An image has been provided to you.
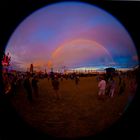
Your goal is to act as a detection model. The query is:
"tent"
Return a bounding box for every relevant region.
[105,67,116,80]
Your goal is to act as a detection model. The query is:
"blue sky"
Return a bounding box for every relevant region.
[5,2,139,71]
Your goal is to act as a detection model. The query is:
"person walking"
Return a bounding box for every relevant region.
[52,75,60,100]
[98,76,106,100]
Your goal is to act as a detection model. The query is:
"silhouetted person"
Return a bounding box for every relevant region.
[118,78,125,95]
[3,73,11,95]
[124,77,137,112]
[52,76,60,100]
[23,75,33,102]
[75,76,80,86]
[32,76,39,97]
[60,75,63,82]
[10,76,17,96]
[118,74,122,86]
[129,77,137,99]
[105,78,111,96]
[108,77,115,98]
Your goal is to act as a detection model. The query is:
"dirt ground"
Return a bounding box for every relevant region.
[10,76,132,139]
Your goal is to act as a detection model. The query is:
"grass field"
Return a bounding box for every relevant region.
[10,76,131,138]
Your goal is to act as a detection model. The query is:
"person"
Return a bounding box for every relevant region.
[60,75,63,82]
[52,76,60,100]
[129,77,137,98]
[75,76,80,86]
[10,75,17,96]
[3,73,11,95]
[118,78,125,95]
[98,76,106,100]
[109,77,115,98]
[96,74,100,82]
[32,75,39,97]
[118,73,122,86]
[124,77,137,112]
[105,78,111,96]
[23,74,33,102]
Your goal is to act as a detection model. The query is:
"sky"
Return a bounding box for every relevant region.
[5,1,139,72]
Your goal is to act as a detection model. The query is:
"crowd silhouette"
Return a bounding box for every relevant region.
[1,66,139,103]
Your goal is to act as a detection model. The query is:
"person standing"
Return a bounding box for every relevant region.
[109,77,115,98]
[75,75,80,86]
[52,76,60,100]
[124,77,137,112]
[23,75,33,102]
[98,76,106,100]
[3,73,11,95]
[128,77,137,99]
[118,78,126,95]
[105,77,111,96]
[32,75,39,98]
[10,75,17,96]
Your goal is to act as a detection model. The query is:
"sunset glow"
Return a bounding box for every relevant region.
[5,2,138,72]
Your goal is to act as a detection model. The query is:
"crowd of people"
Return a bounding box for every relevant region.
[97,71,138,100]
[1,68,138,103]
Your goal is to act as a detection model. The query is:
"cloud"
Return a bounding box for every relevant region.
[5,2,137,71]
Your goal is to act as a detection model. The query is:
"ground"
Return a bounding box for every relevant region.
[10,76,131,139]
